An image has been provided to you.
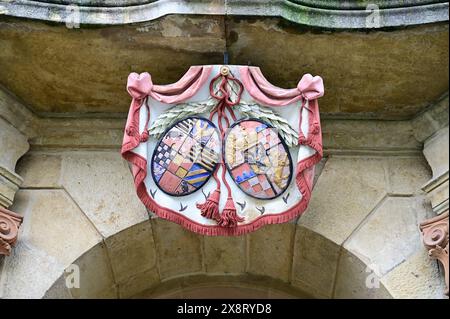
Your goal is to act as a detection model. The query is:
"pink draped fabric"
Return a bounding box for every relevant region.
[122,66,212,153]
[240,66,324,106]
[240,66,325,219]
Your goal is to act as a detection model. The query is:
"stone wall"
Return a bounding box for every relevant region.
[0,17,448,120]
[0,82,448,298]
[0,148,445,298]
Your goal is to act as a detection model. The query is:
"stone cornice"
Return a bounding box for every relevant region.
[27,117,422,156]
[423,171,449,194]
[0,0,448,29]
[0,80,424,154]
[0,207,23,256]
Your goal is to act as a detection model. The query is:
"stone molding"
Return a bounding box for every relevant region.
[28,117,422,156]
[423,172,449,215]
[416,97,449,298]
[0,117,29,208]
[0,166,23,209]
[0,0,448,28]
[0,207,23,256]
[420,211,449,296]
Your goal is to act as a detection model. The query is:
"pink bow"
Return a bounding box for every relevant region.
[297,74,324,100]
[127,72,153,99]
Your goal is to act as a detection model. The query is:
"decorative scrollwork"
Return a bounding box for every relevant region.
[0,207,23,256]
[420,211,449,296]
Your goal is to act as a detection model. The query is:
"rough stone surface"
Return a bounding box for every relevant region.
[344,196,431,276]
[247,223,295,282]
[381,249,447,299]
[0,117,28,207]
[0,17,447,119]
[0,86,37,136]
[61,151,148,237]
[0,241,63,299]
[12,189,102,266]
[151,218,203,279]
[292,225,341,298]
[423,126,449,179]
[118,267,160,298]
[299,157,388,245]
[333,250,392,299]
[105,220,157,283]
[68,243,117,299]
[386,157,431,195]
[0,117,29,174]
[322,120,420,153]
[136,274,310,299]
[16,153,62,188]
[0,15,225,115]
[228,20,448,119]
[203,235,246,274]
[412,95,449,142]
[43,275,73,299]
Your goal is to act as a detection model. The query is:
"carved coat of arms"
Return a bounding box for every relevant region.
[122,65,324,235]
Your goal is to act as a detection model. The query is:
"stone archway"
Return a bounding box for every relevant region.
[1,149,445,299]
[41,219,394,299]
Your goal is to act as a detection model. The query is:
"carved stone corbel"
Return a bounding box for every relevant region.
[0,207,23,256]
[420,211,449,296]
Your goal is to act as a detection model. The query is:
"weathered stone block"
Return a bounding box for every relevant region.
[105,220,157,283]
[16,153,62,188]
[381,249,447,299]
[345,196,431,276]
[10,189,101,266]
[292,225,340,298]
[151,218,202,279]
[386,157,431,195]
[334,250,392,299]
[247,223,295,282]
[68,243,117,299]
[299,157,387,245]
[423,126,449,179]
[203,235,246,274]
[118,267,160,299]
[0,117,28,208]
[43,275,73,299]
[61,151,148,237]
[0,241,63,299]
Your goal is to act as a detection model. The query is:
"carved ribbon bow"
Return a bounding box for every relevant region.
[297,74,325,101]
[127,72,153,100]
[125,72,153,141]
[296,74,325,140]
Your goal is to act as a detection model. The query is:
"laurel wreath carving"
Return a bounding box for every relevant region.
[148,78,299,146]
[238,102,299,147]
[148,98,216,139]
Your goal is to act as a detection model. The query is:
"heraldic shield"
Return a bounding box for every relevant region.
[122,65,324,236]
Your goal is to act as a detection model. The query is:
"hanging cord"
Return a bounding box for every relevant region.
[196,67,244,227]
[297,97,319,144]
[126,97,151,143]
